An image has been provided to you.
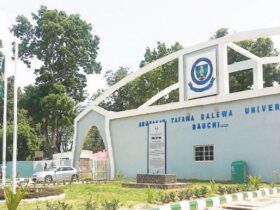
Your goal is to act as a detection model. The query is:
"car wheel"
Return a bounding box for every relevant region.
[71,174,78,181]
[45,175,53,183]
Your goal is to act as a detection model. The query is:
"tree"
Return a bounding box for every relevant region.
[83,126,105,153]
[40,83,75,156]
[137,42,182,105]
[10,6,102,156]
[97,42,183,111]
[210,27,228,39]
[211,28,280,92]
[124,42,182,109]
[20,83,75,157]
[97,67,130,111]
[10,5,101,102]
[0,77,43,161]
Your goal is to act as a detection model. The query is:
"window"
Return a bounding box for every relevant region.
[64,167,73,171]
[59,167,73,171]
[194,145,214,161]
[55,167,64,172]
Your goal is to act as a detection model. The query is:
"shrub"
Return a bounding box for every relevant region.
[169,192,176,202]
[239,184,250,192]
[178,189,192,201]
[234,185,242,193]
[225,186,234,194]
[83,196,97,210]
[248,175,262,190]
[209,180,217,196]
[4,186,25,210]
[157,191,171,204]
[177,191,184,201]
[217,185,226,195]
[146,186,155,203]
[46,201,73,210]
[101,198,120,210]
[193,188,203,198]
[200,186,209,197]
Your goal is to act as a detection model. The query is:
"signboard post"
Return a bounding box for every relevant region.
[147,122,166,174]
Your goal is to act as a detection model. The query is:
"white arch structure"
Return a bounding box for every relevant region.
[72,27,280,179]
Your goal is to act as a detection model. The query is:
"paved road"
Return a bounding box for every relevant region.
[209,194,280,210]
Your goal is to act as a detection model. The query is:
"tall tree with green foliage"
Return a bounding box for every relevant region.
[211,28,280,92]
[10,6,101,156]
[10,5,101,102]
[127,41,182,108]
[97,42,183,111]
[97,67,130,111]
[0,77,43,161]
[20,83,75,156]
[40,83,75,155]
[83,126,105,153]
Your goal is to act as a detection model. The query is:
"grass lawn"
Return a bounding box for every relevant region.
[0,179,272,210]
[0,181,151,210]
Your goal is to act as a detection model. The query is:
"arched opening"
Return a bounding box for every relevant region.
[83,126,105,153]
[78,125,110,180]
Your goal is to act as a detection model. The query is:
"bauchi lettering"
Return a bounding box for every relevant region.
[192,121,220,130]
[245,103,280,114]
[201,110,233,120]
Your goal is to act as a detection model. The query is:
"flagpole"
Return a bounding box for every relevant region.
[12,42,18,194]
[2,52,7,186]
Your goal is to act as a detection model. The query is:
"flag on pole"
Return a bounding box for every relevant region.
[0,56,4,98]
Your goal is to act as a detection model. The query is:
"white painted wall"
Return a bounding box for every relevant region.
[110,93,280,182]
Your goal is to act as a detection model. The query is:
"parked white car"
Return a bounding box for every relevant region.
[31,166,79,183]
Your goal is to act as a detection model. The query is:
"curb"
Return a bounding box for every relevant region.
[149,187,280,210]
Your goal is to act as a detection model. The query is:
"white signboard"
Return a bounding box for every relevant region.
[148,122,166,174]
[185,47,217,99]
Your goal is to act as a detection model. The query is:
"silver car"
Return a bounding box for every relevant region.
[31,166,79,183]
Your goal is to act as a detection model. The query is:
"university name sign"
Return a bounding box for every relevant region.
[138,109,232,129]
[138,101,280,131]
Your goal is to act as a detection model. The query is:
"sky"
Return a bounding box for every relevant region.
[1,0,280,98]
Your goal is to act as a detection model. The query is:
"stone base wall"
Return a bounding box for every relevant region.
[137,174,176,184]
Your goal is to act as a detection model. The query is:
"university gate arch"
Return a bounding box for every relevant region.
[72,27,280,181]
[72,106,115,179]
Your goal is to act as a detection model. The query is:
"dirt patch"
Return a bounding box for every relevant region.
[0,188,64,200]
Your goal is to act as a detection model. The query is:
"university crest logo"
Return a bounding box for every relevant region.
[155,125,159,132]
[188,57,215,92]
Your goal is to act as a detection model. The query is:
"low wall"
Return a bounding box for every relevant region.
[4,160,70,177]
